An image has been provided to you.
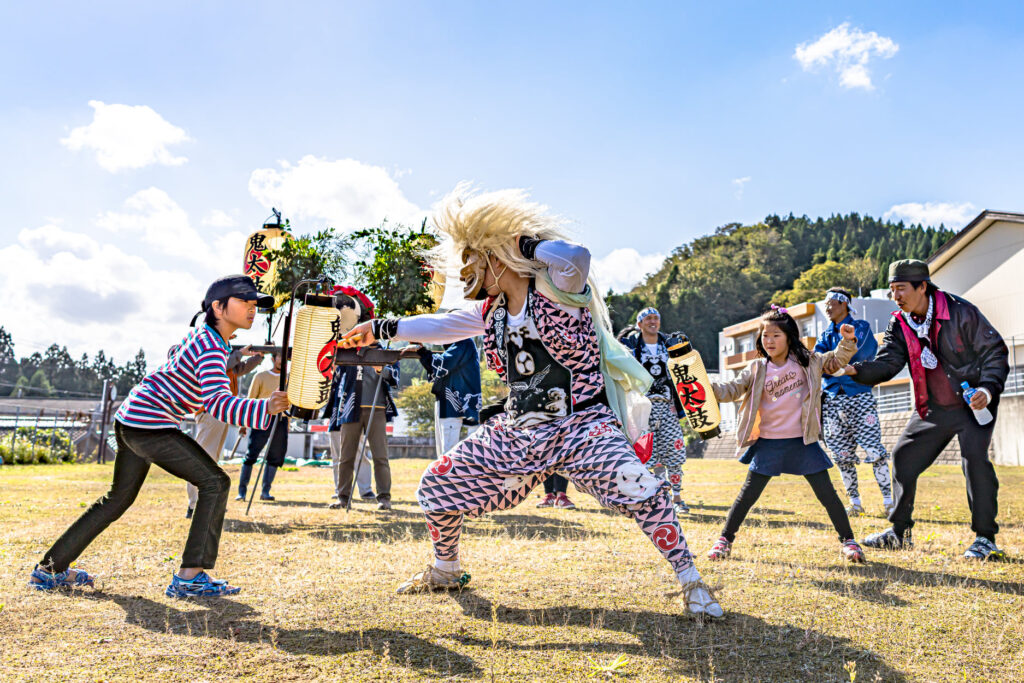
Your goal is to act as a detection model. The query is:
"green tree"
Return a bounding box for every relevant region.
[8,375,29,397]
[0,326,18,388]
[350,220,437,317]
[773,258,878,306]
[28,369,53,397]
[267,227,355,305]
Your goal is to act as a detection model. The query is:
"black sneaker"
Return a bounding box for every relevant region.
[964,536,1005,561]
[260,493,275,501]
[863,527,913,550]
[185,507,194,519]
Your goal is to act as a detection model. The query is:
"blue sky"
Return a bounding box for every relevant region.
[2,2,1023,365]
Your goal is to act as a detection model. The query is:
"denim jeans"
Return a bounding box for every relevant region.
[40,421,231,572]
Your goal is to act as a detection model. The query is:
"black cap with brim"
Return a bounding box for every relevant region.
[888,259,931,284]
[190,274,275,325]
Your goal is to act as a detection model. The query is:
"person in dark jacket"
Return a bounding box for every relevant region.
[814,288,893,517]
[416,336,482,457]
[323,296,400,512]
[840,260,1009,559]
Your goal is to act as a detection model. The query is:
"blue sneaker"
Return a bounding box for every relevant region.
[165,571,241,598]
[964,537,1005,561]
[29,565,95,591]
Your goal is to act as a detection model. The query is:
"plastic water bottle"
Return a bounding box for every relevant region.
[960,382,993,425]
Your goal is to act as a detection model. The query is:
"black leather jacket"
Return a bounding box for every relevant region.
[852,291,1009,409]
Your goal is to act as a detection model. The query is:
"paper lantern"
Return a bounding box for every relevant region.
[287,294,341,419]
[243,227,290,307]
[667,338,722,440]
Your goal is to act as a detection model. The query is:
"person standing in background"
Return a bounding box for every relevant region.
[416,336,482,457]
[236,352,288,502]
[619,308,691,515]
[814,288,894,518]
[324,343,400,511]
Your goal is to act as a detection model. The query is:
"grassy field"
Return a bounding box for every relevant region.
[1,458,1022,682]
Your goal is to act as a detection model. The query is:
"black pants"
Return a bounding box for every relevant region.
[889,405,999,540]
[543,473,568,495]
[721,470,854,543]
[243,417,288,468]
[41,422,231,572]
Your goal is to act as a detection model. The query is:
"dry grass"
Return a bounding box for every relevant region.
[1,458,1022,682]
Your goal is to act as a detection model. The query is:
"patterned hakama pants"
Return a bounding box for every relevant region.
[417,405,695,572]
[822,392,893,502]
[647,395,687,498]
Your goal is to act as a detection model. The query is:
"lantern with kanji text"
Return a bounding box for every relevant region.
[243,226,290,307]
[286,293,341,420]
[667,337,722,440]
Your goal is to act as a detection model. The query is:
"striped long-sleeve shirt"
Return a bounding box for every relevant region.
[115,324,272,430]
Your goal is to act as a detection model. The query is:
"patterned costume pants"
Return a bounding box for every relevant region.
[648,396,687,498]
[822,392,893,502]
[417,405,694,573]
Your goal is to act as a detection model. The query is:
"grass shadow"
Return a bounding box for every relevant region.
[222,509,599,544]
[449,591,907,681]
[82,592,481,676]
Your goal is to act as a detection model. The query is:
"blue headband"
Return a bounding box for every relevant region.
[636,307,659,324]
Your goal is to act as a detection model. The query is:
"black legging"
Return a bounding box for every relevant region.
[543,473,568,495]
[721,470,854,543]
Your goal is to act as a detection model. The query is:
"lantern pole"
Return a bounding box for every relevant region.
[346,344,390,512]
[246,276,327,516]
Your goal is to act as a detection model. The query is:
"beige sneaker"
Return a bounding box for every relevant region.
[396,564,471,594]
[846,503,866,517]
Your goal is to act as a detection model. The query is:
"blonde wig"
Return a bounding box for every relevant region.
[427,183,614,335]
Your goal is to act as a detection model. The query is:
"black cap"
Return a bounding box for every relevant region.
[191,274,275,325]
[888,259,931,284]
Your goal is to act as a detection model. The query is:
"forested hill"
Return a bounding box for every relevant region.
[606,212,956,367]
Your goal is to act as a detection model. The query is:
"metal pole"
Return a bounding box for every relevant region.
[48,411,58,460]
[66,411,74,461]
[97,380,110,464]
[31,409,42,452]
[9,405,20,455]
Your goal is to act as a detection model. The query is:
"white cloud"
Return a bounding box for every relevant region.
[96,188,247,272]
[884,202,977,228]
[732,176,751,200]
[794,23,898,91]
[60,100,190,172]
[591,248,665,294]
[248,155,426,231]
[202,209,238,228]
[0,223,203,367]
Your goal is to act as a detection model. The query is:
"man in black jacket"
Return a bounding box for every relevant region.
[842,260,1009,559]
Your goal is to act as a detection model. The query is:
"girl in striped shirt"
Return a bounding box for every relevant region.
[30,275,290,598]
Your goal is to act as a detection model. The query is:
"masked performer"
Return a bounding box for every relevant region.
[619,308,690,514]
[30,276,289,597]
[341,187,722,617]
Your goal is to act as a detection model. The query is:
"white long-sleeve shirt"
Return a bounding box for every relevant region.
[393,240,591,345]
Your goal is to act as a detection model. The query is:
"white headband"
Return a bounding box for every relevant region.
[826,291,851,304]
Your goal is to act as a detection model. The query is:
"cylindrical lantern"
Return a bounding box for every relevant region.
[667,338,722,440]
[287,293,341,420]
[243,226,291,307]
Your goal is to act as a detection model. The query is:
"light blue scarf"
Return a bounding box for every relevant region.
[538,272,652,426]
